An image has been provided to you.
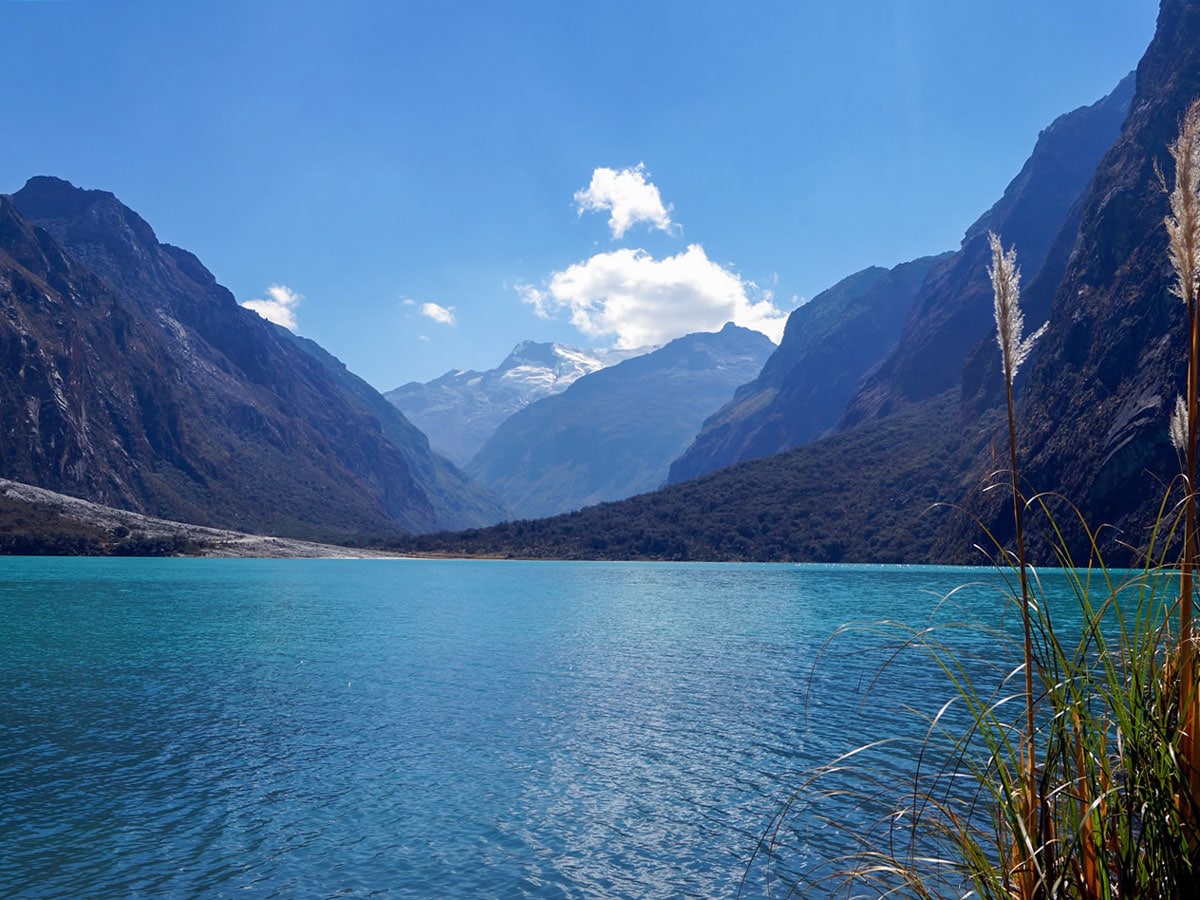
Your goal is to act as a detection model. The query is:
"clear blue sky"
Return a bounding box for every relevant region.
[4,1,1158,389]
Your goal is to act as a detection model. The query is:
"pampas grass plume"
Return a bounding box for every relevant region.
[987,232,1047,380]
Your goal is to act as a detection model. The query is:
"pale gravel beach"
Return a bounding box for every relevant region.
[0,479,399,558]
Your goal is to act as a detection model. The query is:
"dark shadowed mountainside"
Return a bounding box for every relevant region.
[1,177,504,539]
[667,255,945,485]
[840,72,1135,428]
[466,324,775,519]
[397,392,984,562]
[946,0,1200,563]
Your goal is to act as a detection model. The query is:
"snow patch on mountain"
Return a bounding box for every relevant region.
[384,342,649,465]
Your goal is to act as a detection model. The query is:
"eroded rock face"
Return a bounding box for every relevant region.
[1,178,505,540]
[965,0,1200,561]
[840,73,1135,429]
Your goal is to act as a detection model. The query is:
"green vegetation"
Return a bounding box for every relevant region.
[393,389,986,563]
[0,494,203,556]
[753,102,1200,899]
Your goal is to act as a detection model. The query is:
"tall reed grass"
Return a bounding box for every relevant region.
[751,100,1200,898]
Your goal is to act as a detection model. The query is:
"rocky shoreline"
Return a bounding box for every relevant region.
[0,479,397,558]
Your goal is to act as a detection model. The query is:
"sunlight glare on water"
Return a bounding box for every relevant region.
[0,558,1024,898]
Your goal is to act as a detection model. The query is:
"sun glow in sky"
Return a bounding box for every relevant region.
[3,1,1158,389]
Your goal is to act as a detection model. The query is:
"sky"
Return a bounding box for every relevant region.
[4,1,1160,390]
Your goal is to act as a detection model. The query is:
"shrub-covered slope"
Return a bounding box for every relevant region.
[399,392,984,563]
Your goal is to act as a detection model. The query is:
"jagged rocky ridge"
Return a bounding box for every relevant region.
[667,255,945,484]
[663,73,1132,489]
[0,177,505,540]
[841,72,1136,428]
[385,341,646,466]
[466,324,775,519]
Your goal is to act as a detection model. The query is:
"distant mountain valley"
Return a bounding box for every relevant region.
[466,324,775,519]
[3,0,1196,566]
[385,341,647,466]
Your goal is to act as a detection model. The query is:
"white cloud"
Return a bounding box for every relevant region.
[518,244,788,347]
[574,163,674,239]
[241,284,301,331]
[419,301,456,326]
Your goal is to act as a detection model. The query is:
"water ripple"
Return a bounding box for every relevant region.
[0,558,1021,898]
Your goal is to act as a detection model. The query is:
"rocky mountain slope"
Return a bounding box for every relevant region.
[401,0,1198,565]
[840,72,1135,427]
[385,341,645,466]
[1,177,505,540]
[956,0,1200,561]
[667,255,944,484]
[466,324,774,519]
[666,71,1132,490]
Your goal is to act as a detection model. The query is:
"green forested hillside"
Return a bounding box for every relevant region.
[395,392,994,563]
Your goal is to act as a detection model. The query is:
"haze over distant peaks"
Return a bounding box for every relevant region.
[467,323,775,519]
[385,341,647,466]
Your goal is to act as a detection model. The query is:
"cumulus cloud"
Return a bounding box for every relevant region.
[574,163,674,239]
[241,284,301,331]
[419,301,456,326]
[519,244,788,348]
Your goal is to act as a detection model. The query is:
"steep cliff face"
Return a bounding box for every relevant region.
[667,255,944,485]
[467,324,775,519]
[957,0,1200,560]
[840,73,1135,428]
[1,178,505,538]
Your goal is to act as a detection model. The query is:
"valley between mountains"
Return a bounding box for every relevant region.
[3,0,1199,564]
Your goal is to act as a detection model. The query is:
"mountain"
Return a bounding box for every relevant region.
[666,255,945,485]
[667,73,1133,490]
[393,391,976,562]
[466,323,775,519]
[952,0,1200,562]
[840,72,1135,428]
[385,341,645,466]
[399,44,1169,564]
[2,176,505,539]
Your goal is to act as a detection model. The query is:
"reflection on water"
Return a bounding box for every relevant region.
[0,558,1019,898]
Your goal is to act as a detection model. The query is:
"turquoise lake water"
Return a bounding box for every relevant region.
[0,558,1040,898]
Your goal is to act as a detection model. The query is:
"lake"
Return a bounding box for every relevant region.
[0,558,1032,898]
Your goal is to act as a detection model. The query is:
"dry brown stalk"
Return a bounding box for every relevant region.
[988,230,1047,897]
[1165,98,1200,806]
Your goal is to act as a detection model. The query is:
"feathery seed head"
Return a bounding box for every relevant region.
[1171,393,1189,452]
[1166,100,1200,306]
[988,232,1047,382]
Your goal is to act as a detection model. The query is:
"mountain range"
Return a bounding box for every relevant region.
[3,0,1194,564]
[394,0,1195,564]
[385,341,645,466]
[0,177,505,540]
[466,323,775,519]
